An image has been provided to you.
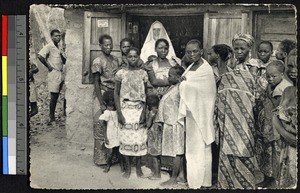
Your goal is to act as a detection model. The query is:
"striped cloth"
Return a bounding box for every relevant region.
[216,69,257,189]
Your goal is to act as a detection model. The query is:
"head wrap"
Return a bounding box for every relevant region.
[232,33,254,48]
[140,21,177,62]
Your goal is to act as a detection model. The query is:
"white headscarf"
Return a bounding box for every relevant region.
[140,21,177,63]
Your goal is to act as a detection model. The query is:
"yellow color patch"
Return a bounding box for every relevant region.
[2,56,8,96]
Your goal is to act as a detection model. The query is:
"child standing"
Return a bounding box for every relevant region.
[146,94,162,180]
[99,91,124,173]
[256,60,292,188]
[114,47,148,178]
[29,62,39,117]
[155,66,186,186]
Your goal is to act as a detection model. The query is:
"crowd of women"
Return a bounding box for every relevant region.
[92,21,297,189]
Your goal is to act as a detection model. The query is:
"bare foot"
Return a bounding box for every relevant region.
[103,166,110,173]
[136,169,147,178]
[176,177,187,184]
[123,171,130,179]
[148,174,161,180]
[160,178,177,186]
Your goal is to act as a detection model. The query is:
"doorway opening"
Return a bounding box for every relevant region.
[127,15,204,59]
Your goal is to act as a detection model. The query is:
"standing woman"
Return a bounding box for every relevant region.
[272,49,297,188]
[232,33,259,75]
[114,47,148,178]
[144,38,180,98]
[215,38,258,189]
[92,34,119,166]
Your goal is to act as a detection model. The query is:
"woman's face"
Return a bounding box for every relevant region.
[207,48,219,65]
[286,55,297,83]
[275,43,286,61]
[127,50,139,67]
[120,41,131,55]
[155,41,169,59]
[153,28,161,40]
[100,38,113,55]
[185,43,202,63]
[233,40,251,62]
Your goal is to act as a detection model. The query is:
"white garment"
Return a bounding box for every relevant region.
[178,58,216,188]
[99,110,120,149]
[140,21,177,63]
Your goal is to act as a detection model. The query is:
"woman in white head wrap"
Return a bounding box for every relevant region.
[140,21,178,63]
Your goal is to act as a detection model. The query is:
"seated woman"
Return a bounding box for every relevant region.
[272,49,297,188]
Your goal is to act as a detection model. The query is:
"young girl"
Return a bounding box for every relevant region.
[156,66,186,186]
[146,94,161,180]
[114,47,148,178]
[99,90,124,173]
[256,60,292,188]
[273,49,297,188]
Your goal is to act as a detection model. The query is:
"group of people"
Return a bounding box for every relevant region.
[34,21,297,189]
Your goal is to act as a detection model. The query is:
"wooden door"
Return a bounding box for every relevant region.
[82,11,126,84]
[253,11,296,59]
[203,12,249,57]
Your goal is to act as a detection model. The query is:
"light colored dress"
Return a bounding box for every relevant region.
[115,68,148,156]
[155,84,184,157]
[99,110,120,149]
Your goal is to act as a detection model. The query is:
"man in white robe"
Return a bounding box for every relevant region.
[178,39,216,189]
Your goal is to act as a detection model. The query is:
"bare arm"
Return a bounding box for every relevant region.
[114,80,125,125]
[37,54,53,71]
[272,115,296,146]
[144,61,170,87]
[93,72,105,110]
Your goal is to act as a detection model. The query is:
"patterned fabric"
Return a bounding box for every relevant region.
[216,69,257,189]
[91,51,119,90]
[218,151,256,189]
[115,69,148,102]
[155,85,184,157]
[99,110,120,149]
[145,58,178,97]
[119,101,148,156]
[234,58,259,72]
[147,124,162,156]
[93,108,107,166]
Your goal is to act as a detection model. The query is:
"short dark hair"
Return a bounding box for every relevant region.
[50,29,60,36]
[127,47,140,55]
[280,39,296,55]
[186,39,203,49]
[258,41,273,51]
[99,34,112,44]
[146,94,160,108]
[120,38,132,46]
[267,60,285,73]
[169,65,185,76]
[212,44,233,61]
[102,90,114,105]
[155,38,169,49]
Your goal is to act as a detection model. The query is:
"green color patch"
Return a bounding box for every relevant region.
[2,96,8,136]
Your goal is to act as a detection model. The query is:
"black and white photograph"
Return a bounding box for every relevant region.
[28,4,297,189]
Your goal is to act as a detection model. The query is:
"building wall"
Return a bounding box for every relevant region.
[64,9,94,147]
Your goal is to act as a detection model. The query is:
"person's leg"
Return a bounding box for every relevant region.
[63,99,66,116]
[103,148,113,173]
[117,147,125,173]
[136,156,145,177]
[161,155,182,186]
[30,102,38,117]
[123,155,131,178]
[177,155,187,183]
[49,92,59,123]
[148,155,161,179]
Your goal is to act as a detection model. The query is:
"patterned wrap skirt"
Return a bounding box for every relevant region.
[119,100,148,156]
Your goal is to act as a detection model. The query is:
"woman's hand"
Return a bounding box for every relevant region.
[117,112,126,125]
[179,76,186,82]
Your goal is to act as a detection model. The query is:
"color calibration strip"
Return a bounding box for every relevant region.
[2,15,27,175]
[2,15,9,174]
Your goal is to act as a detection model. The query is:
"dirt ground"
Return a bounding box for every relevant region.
[29,108,191,190]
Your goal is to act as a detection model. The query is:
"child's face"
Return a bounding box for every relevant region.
[275,44,286,61]
[121,41,131,55]
[257,43,273,63]
[266,66,284,87]
[168,69,180,85]
[286,55,297,83]
[127,50,139,67]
